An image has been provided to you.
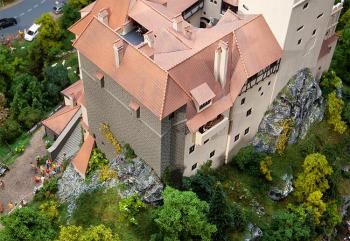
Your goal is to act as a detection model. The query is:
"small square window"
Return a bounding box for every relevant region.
[241,98,246,105]
[303,2,308,9]
[297,25,304,31]
[210,150,215,158]
[246,108,252,117]
[234,134,240,142]
[260,92,264,96]
[191,163,197,170]
[189,145,195,154]
[258,86,262,92]
[204,139,209,144]
[268,81,271,86]
[298,39,302,45]
[317,13,323,19]
[244,128,250,135]
[312,29,317,36]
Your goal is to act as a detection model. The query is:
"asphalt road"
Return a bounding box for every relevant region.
[0,0,55,35]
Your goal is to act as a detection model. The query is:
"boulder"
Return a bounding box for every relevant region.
[244,223,263,241]
[58,154,163,217]
[253,69,325,153]
[268,174,294,201]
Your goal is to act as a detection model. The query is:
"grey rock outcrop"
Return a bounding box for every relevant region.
[244,223,263,241]
[253,69,325,153]
[268,174,294,201]
[58,155,163,216]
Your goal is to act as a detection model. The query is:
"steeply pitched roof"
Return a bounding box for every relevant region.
[71,0,282,126]
[318,34,338,60]
[72,134,95,178]
[69,0,131,35]
[61,79,83,101]
[42,106,80,135]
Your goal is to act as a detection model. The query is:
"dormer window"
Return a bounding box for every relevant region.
[190,83,215,112]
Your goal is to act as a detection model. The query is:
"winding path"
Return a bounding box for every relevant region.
[0,126,46,214]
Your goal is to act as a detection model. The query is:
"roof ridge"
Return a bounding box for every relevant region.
[72,16,96,46]
[61,80,82,94]
[141,0,173,21]
[233,32,249,78]
[45,106,80,121]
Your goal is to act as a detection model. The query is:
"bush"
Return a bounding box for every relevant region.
[343,102,350,124]
[0,118,22,144]
[118,194,146,225]
[99,165,117,182]
[86,149,109,177]
[15,144,25,154]
[39,199,59,221]
[327,91,347,134]
[260,156,273,181]
[123,143,136,160]
[231,145,263,176]
[33,177,59,201]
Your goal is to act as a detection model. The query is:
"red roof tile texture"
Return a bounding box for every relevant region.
[42,106,80,135]
[72,134,95,178]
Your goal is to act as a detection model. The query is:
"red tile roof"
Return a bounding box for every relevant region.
[71,1,282,126]
[61,79,83,101]
[42,106,80,135]
[72,134,95,178]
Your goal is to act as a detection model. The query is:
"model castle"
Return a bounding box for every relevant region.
[42,0,343,177]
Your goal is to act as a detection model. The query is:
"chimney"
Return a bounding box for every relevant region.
[184,25,192,39]
[172,15,183,32]
[214,40,229,87]
[113,40,124,67]
[98,8,109,25]
[144,31,155,48]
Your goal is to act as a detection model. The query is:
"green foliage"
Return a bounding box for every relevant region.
[0,207,57,241]
[87,149,109,176]
[262,208,314,241]
[327,91,347,134]
[321,201,342,234]
[209,184,247,241]
[119,194,146,225]
[68,0,92,9]
[0,118,22,144]
[304,191,326,224]
[231,145,263,176]
[57,224,121,241]
[152,187,217,241]
[14,144,25,153]
[260,156,273,181]
[161,166,184,189]
[99,165,117,182]
[123,143,137,160]
[34,177,59,201]
[321,70,342,96]
[42,64,70,105]
[35,13,62,52]
[343,101,350,124]
[183,171,216,201]
[39,199,60,221]
[294,153,333,202]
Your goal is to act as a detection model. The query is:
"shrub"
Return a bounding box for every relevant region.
[99,165,117,182]
[276,119,293,155]
[33,177,59,201]
[231,145,263,176]
[39,199,59,221]
[260,156,273,181]
[343,102,350,124]
[123,143,136,160]
[118,194,146,225]
[86,149,109,176]
[327,91,347,134]
[15,144,25,154]
[0,118,22,144]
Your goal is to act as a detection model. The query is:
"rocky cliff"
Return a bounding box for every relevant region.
[253,69,325,153]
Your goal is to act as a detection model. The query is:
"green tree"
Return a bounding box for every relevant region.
[68,0,92,9]
[320,70,342,96]
[56,225,121,241]
[0,207,57,241]
[80,225,120,241]
[321,201,342,235]
[119,194,146,225]
[209,185,247,241]
[262,208,314,241]
[60,3,80,30]
[183,171,216,201]
[0,118,22,144]
[153,187,217,241]
[327,91,347,134]
[294,153,333,202]
[35,13,62,52]
[231,145,262,175]
[56,225,83,241]
[304,191,326,224]
[343,102,350,124]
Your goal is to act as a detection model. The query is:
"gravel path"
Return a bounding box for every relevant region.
[0,127,46,214]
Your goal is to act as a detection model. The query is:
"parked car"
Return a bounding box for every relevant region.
[0,163,9,177]
[53,0,65,14]
[0,18,17,29]
[53,4,64,14]
[24,23,41,41]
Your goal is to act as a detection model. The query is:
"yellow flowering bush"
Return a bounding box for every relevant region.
[260,156,273,181]
[100,123,122,153]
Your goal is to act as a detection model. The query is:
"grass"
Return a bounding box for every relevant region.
[70,188,157,240]
[0,133,32,166]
